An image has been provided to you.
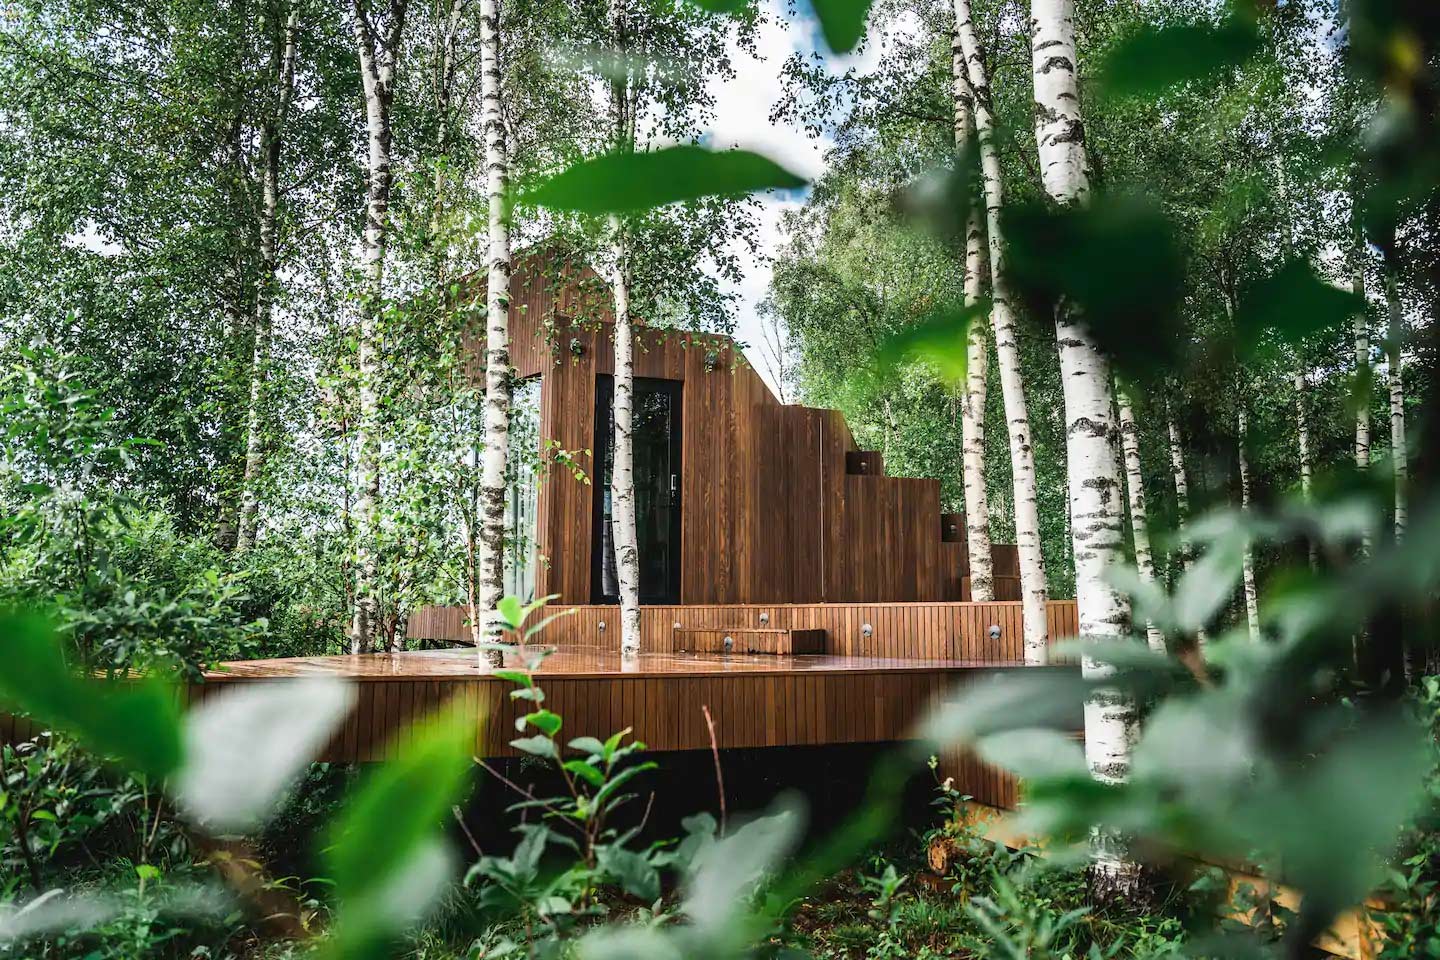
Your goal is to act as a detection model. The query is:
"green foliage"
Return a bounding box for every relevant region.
[0,613,183,779]
[1098,15,1261,100]
[325,702,476,960]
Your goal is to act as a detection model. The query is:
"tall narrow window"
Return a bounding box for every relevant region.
[592,376,682,604]
[504,377,541,599]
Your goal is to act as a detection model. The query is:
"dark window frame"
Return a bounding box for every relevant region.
[590,374,683,605]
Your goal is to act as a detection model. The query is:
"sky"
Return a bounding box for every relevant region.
[699,0,909,396]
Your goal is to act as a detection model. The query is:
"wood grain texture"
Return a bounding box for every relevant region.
[179,645,1061,807]
[484,252,1021,606]
[410,600,1081,661]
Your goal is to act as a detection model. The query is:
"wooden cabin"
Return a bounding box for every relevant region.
[478,248,1021,610]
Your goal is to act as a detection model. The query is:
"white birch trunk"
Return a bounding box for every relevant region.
[1116,382,1162,652]
[1029,0,1138,894]
[1383,264,1407,540]
[350,0,408,655]
[609,223,642,658]
[956,0,1048,662]
[607,0,641,658]
[1165,408,1208,650]
[237,4,300,554]
[1237,406,1260,640]
[1294,364,1319,569]
[1353,238,1371,471]
[950,12,994,602]
[477,0,512,670]
[1294,366,1313,503]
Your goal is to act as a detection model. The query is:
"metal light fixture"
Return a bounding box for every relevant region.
[597,620,606,631]
[861,623,873,639]
[987,624,1001,640]
[759,612,770,624]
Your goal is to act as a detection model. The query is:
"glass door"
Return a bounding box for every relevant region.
[592,376,682,604]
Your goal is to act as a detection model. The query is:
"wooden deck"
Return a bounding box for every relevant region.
[186,645,1056,806]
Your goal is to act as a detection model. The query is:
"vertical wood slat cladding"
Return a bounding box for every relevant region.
[489,253,1018,606]
[160,661,1025,771]
[410,600,1081,660]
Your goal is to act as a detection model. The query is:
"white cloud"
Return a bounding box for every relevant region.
[702,1,925,396]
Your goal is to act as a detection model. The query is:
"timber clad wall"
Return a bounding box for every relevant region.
[408,599,1081,659]
[475,249,1021,606]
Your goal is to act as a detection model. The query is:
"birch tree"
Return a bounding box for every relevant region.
[954,0,1048,662]
[606,0,642,659]
[1383,263,1407,540]
[350,0,410,654]
[1115,381,1162,652]
[1237,405,1261,639]
[949,11,993,603]
[1028,0,1137,894]
[236,3,300,554]
[476,0,513,668]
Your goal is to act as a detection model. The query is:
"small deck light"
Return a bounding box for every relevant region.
[988,624,1001,640]
[861,623,873,639]
[759,611,770,624]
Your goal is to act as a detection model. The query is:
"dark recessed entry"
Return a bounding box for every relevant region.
[592,375,683,604]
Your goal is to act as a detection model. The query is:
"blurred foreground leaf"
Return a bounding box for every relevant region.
[0,611,182,778]
[1004,197,1186,381]
[811,0,871,54]
[1098,17,1260,99]
[521,145,806,214]
[1235,259,1364,357]
[324,700,478,960]
[874,301,986,384]
[176,678,356,831]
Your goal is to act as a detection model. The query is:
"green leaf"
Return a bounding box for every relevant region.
[681,0,752,12]
[1234,259,1364,356]
[524,709,562,737]
[324,701,476,960]
[873,301,984,384]
[1098,18,1260,99]
[176,678,354,831]
[811,0,872,54]
[563,759,606,788]
[568,736,607,757]
[1004,196,1186,382]
[683,802,803,932]
[521,146,806,215]
[511,735,558,759]
[496,596,524,631]
[492,669,533,688]
[0,611,183,779]
[977,728,1087,781]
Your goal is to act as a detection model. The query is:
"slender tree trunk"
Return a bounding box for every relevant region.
[1237,405,1261,640]
[1116,381,1162,652]
[476,0,512,669]
[609,223,642,657]
[1294,364,1318,569]
[430,0,463,276]
[216,111,249,552]
[1294,366,1314,502]
[1383,263,1408,540]
[607,0,641,658]
[1165,405,1206,653]
[350,0,409,655]
[1029,0,1138,896]
[237,4,300,553]
[950,12,993,602]
[955,0,1048,662]
[1353,226,1373,562]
